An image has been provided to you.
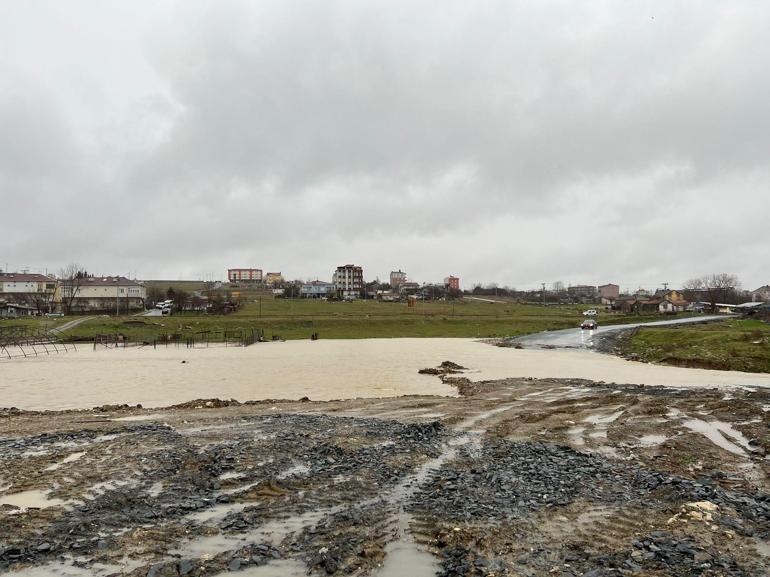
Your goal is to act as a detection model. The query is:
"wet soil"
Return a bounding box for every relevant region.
[2,376,770,576]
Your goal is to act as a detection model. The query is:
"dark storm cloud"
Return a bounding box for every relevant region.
[1,1,769,289]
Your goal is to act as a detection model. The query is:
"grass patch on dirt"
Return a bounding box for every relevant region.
[627,319,770,373]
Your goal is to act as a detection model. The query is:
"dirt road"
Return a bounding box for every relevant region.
[1,373,768,576]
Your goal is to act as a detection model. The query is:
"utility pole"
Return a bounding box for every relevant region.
[542,283,546,306]
[662,282,669,292]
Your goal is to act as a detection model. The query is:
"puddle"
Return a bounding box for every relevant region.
[45,451,86,471]
[3,564,97,577]
[186,502,249,524]
[112,414,168,422]
[682,418,753,457]
[219,471,246,481]
[84,478,135,498]
[637,434,667,447]
[566,426,585,447]
[219,481,262,496]
[373,538,439,577]
[517,386,592,404]
[0,489,67,510]
[147,482,164,497]
[210,559,308,577]
[755,538,770,558]
[582,410,624,425]
[173,508,337,558]
[93,433,121,443]
[458,404,519,430]
[276,464,310,480]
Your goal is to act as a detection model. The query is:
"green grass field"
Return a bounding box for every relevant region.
[626,319,770,373]
[2,298,692,343]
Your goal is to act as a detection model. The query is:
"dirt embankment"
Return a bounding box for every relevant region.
[1,377,769,576]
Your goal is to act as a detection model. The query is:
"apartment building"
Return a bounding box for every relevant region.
[390,270,407,288]
[228,268,263,284]
[333,264,364,299]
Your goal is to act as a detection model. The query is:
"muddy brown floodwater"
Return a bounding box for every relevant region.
[3,339,770,410]
[2,371,770,577]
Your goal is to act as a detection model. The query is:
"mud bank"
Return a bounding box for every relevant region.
[1,377,769,576]
[4,339,770,411]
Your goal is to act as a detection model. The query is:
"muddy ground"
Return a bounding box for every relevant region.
[1,372,770,576]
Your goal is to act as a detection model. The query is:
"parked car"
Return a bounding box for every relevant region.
[581,319,597,330]
[582,309,598,316]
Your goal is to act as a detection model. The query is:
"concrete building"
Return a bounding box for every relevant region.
[300,280,335,299]
[444,276,460,291]
[390,270,407,288]
[58,276,146,313]
[333,264,364,299]
[598,283,620,300]
[264,272,284,286]
[0,272,58,313]
[228,268,263,284]
[568,285,598,302]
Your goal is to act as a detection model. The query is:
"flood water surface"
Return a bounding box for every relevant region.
[3,339,770,410]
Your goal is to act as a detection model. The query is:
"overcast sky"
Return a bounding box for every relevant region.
[1,1,768,291]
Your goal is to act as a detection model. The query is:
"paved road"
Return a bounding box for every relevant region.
[511,315,733,350]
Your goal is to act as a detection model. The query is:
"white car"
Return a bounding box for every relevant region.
[582,309,598,316]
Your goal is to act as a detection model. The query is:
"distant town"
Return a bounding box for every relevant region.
[0,264,768,319]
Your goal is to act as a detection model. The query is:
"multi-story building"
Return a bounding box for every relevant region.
[300,280,335,299]
[390,270,407,288]
[228,268,263,284]
[333,264,364,299]
[0,272,58,313]
[264,272,284,286]
[58,276,146,313]
[444,276,460,291]
[568,285,598,302]
[598,283,620,304]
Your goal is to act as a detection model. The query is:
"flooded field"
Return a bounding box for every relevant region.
[3,339,770,411]
[1,377,769,576]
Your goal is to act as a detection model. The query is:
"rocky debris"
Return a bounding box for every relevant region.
[1,379,769,576]
[138,542,282,577]
[419,360,468,375]
[585,531,754,577]
[292,504,389,574]
[168,398,242,409]
[91,403,143,412]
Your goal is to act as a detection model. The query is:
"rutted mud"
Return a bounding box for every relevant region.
[1,377,770,576]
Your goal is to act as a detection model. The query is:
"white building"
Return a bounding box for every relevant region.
[0,272,58,313]
[59,276,146,313]
[333,264,364,299]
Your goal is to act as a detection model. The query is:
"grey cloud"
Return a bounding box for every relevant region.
[1,1,769,288]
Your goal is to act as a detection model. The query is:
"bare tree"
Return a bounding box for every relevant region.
[58,263,87,314]
[683,273,741,312]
